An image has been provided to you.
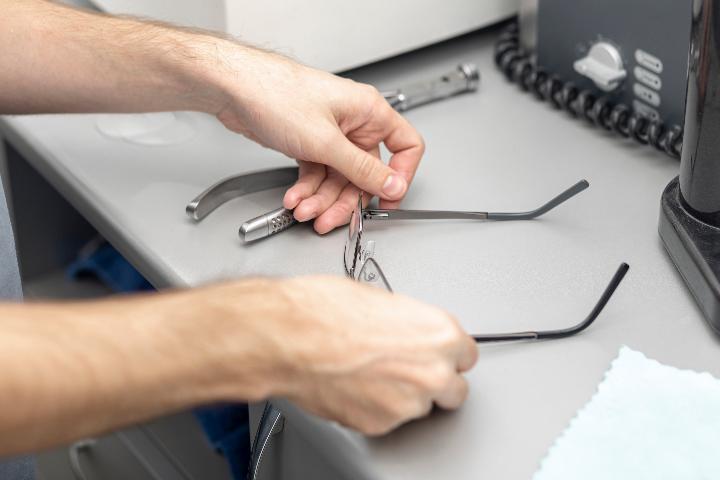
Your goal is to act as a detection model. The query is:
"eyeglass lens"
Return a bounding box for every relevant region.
[344,195,363,278]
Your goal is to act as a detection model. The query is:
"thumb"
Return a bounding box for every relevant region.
[319,134,408,201]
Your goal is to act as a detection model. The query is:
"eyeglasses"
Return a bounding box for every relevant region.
[343,180,629,343]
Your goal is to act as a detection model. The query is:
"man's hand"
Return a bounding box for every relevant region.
[212,49,424,234]
[0,1,424,234]
[184,277,477,436]
[271,277,478,435]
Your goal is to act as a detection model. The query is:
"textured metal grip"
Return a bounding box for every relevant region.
[269,209,297,235]
[240,207,298,242]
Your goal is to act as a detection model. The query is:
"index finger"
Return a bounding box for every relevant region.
[380,110,425,209]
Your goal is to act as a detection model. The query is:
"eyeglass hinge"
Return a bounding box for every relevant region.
[364,211,389,220]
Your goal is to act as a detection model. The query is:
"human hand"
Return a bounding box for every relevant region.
[187,277,476,435]
[268,276,477,435]
[212,47,424,234]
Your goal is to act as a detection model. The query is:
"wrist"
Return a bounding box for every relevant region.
[159,278,299,403]
[190,37,304,118]
[156,29,279,116]
[147,29,233,115]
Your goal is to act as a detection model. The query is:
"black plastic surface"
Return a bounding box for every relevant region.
[537,0,692,126]
[659,177,720,334]
[679,0,720,226]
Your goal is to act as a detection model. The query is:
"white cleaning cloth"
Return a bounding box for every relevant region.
[533,346,720,480]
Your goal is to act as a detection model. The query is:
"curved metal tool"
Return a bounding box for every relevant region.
[186,166,298,222]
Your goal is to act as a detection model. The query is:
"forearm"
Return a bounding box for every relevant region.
[0,279,286,455]
[0,0,237,115]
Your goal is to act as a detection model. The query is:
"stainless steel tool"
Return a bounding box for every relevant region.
[381,63,480,111]
[187,63,480,242]
[239,206,297,242]
[186,166,298,221]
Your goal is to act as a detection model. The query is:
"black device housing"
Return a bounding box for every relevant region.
[535,0,692,126]
[659,0,720,334]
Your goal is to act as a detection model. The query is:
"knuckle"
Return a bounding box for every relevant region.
[384,397,410,422]
[418,373,441,393]
[355,409,394,436]
[363,421,392,437]
[385,393,419,425]
[456,377,470,402]
[432,315,463,346]
[444,317,466,343]
[360,82,381,99]
[416,398,434,417]
[422,366,454,393]
[329,199,354,220]
[373,92,391,112]
[350,152,377,181]
[297,170,324,187]
[445,378,470,410]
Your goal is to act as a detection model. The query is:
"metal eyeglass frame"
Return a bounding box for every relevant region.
[343,180,630,343]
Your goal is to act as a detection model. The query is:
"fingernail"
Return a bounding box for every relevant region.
[382,175,407,199]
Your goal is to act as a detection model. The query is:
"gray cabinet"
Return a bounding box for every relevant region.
[37,413,233,480]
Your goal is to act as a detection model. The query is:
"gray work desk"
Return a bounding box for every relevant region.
[3,24,720,480]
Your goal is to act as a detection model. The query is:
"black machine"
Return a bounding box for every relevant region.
[497,0,720,333]
[659,2,720,334]
[496,0,692,158]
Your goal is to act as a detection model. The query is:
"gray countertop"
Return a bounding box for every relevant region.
[3,24,719,480]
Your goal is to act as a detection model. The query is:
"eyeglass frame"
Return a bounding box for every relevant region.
[343,180,629,343]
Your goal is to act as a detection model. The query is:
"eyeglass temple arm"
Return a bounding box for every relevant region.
[472,262,629,343]
[363,180,589,221]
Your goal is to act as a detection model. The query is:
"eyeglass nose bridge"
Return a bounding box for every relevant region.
[352,240,376,279]
[360,241,375,264]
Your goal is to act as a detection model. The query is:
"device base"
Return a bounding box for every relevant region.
[659,177,720,334]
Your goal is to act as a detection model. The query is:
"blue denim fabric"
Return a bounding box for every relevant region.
[67,242,153,293]
[194,405,251,479]
[0,457,34,480]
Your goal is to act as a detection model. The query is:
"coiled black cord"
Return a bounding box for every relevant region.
[494,23,683,159]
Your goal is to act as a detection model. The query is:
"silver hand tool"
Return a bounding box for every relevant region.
[381,63,480,111]
[188,63,480,242]
[239,207,297,242]
[186,166,298,221]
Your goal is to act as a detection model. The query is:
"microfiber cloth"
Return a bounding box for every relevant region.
[533,346,720,480]
[67,242,250,479]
